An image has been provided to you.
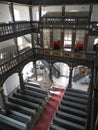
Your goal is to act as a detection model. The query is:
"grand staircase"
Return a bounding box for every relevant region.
[0,84,49,130]
[48,87,89,130]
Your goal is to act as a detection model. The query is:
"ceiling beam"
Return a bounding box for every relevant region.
[1,0,98,5]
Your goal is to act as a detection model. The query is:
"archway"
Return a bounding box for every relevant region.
[22,60,51,90]
[52,62,69,88]
[72,65,91,91]
[22,61,34,82]
[3,73,20,96]
[36,60,52,89]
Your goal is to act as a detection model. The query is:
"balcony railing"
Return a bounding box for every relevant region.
[35,48,96,61]
[0,49,33,76]
[41,16,90,29]
[0,20,98,41]
[0,21,39,42]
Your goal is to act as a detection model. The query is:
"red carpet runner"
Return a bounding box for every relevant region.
[32,88,64,130]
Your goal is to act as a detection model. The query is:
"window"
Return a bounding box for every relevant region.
[43,29,50,48]
[64,30,72,51]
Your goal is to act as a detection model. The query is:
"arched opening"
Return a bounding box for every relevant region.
[22,61,34,82]
[52,62,69,88]
[36,60,51,89]
[72,65,91,91]
[36,60,50,81]
[3,73,20,96]
[22,60,51,90]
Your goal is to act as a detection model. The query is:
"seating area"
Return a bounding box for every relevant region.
[0,0,98,130]
[49,88,89,130]
[0,84,49,130]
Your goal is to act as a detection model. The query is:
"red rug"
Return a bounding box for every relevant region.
[32,88,64,130]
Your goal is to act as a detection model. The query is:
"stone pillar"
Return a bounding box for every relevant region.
[40,28,43,48]
[33,61,37,80]
[61,5,65,51]
[0,87,8,114]
[39,5,41,21]
[83,30,89,52]
[60,26,64,50]
[72,28,76,51]
[50,26,53,49]
[49,63,53,82]
[62,5,65,16]
[68,66,73,88]
[29,5,34,49]
[18,70,25,93]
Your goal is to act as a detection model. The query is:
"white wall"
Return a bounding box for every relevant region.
[60,63,69,77]
[17,34,32,50]
[22,62,33,80]
[3,73,20,96]
[0,4,11,23]
[14,5,30,21]
[91,4,98,21]
[0,39,15,49]
[53,29,61,42]
[42,6,62,16]
[43,29,50,48]
[32,6,39,21]
[65,5,89,12]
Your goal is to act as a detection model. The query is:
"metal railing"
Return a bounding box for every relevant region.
[41,16,90,29]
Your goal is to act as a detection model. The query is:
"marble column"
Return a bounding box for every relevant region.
[68,66,73,88]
